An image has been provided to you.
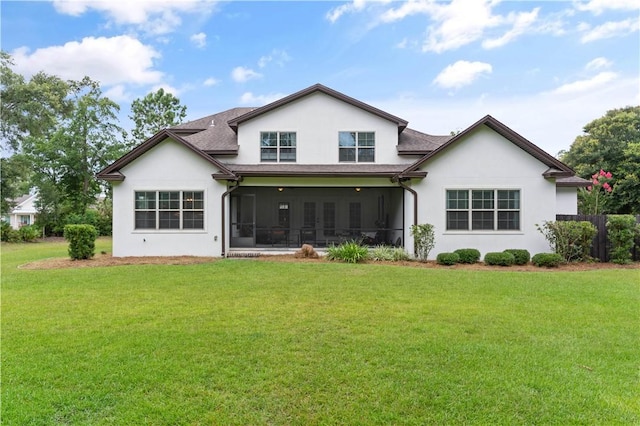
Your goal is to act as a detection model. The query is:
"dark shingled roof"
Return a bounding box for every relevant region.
[171,107,254,154]
[398,128,452,154]
[556,176,591,187]
[225,163,426,178]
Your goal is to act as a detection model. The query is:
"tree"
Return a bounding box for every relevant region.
[1,51,71,152]
[561,106,640,214]
[0,154,32,215]
[129,88,187,142]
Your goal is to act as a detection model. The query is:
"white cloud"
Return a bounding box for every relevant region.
[203,77,220,87]
[10,35,163,86]
[585,57,612,71]
[258,49,291,68]
[231,66,262,83]
[482,8,540,49]
[326,0,367,23]
[239,91,286,106]
[51,0,218,35]
[380,0,435,23]
[433,60,493,90]
[552,71,618,94]
[103,84,131,102]
[574,0,639,15]
[422,0,504,53]
[190,32,207,48]
[580,18,640,42]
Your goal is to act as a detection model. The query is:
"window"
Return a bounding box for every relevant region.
[135,191,204,230]
[19,215,31,226]
[339,131,375,162]
[446,189,520,231]
[261,132,296,162]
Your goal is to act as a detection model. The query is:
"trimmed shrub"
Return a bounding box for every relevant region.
[503,249,530,265]
[436,252,460,266]
[454,248,481,264]
[410,223,435,261]
[532,253,564,268]
[326,240,369,263]
[484,251,515,266]
[536,220,597,262]
[63,224,98,260]
[606,215,637,264]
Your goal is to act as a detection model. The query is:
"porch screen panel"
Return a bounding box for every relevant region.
[349,202,361,232]
[323,202,336,236]
[303,202,316,228]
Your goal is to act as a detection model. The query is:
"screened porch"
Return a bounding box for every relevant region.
[229,186,404,249]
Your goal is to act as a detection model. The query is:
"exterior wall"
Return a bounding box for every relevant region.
[409,126,557,259]
[556,187,578,215]
[231,92,408,165]
[112,138,227,257]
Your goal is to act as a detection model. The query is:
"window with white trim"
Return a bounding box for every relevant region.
[446,189,520,231]
[260,132,296,162]
[339,131,375,162]
[135,191,204,230]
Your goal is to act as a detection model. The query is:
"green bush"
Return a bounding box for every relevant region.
[454,248,481,264]
[66,208,112,236]
[532,253,564,268]
[326,240,369,264]
[484,252,515,266]
[503,249,530,265]
[536,220,597,262]
[606,215,637,264]
[410,223,435,261]
[1,221,21,243]
[436,252,460,266]
[63,224,98,260]
[369,245,410,262]
[19,224,41,242]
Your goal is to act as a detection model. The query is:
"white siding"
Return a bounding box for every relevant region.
[112,138,227,257]
[230,92,408,165]
[408,126,556,259]
[556,187,578,215]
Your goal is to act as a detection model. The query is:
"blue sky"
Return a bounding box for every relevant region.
[2,0,638,156]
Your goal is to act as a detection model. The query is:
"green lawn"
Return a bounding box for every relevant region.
[2,240,639,425]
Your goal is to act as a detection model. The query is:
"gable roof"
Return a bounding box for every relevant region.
[96,129,235,181]
[397,114,575,179]
[227,83,409,133]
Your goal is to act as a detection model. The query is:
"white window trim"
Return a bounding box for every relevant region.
[443,188,524,234]
[132,190,206,233]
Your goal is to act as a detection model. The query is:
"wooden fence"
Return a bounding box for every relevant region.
[556,214,640,262]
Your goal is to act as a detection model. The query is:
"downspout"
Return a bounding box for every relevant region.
[393,177,418,257]
[221,180,240,258]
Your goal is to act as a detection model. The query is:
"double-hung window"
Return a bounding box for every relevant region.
[260,132,296,162]
[339,131,375,162]
[135,191,204,230]
[446,189,520,231]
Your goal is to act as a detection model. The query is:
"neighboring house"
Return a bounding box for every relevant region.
[4,194,37,230]
[98,84,588,259]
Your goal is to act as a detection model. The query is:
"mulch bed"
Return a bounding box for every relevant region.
[19,252,640,271]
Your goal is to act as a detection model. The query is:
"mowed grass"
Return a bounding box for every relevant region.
[2,240,639,425]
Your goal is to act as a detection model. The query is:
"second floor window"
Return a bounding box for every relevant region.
[261,132,296,162]
[339,131,375,162]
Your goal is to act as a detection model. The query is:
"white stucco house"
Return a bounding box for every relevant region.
[4,194,37,230]
[98,84,588,259]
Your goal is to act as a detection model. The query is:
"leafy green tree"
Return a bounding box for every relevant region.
[129,88,187,142]
[561,106,640,214]
[0,154,32,215]
[1,51,71,152]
